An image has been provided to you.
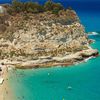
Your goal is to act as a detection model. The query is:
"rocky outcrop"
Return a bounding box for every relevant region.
[0,9,99,68]
[1,48,98,69]
[81,49,99,57]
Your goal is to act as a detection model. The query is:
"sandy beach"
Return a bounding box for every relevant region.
[0,65,14,100]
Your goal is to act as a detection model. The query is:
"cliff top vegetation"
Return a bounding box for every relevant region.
[7,0,72,15]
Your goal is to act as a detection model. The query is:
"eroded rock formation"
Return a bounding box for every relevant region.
[0,6,99,68]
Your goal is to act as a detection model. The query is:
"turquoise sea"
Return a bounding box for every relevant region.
[1,0,100,100]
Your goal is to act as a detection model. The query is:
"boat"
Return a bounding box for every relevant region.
[67,86,72,90]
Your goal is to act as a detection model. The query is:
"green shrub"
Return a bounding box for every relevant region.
[11,0,44,13]
[52,3,63,11]
[44,0,53,11]
[52,3,63,14]
[12,0,24,12]
[23,2,44,13]
[9,0,65,14]
[7,7,14,15]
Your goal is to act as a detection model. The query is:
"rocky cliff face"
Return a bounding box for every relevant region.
[0,9,91,61]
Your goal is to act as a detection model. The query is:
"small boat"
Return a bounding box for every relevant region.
[67,86,72,90]
[62,98,65,100]
[48,73,50,76]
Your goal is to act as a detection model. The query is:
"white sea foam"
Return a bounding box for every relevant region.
[84,57,94,62]
[88,32,99,36]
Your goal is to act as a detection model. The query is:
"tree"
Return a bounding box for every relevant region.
[53,3,63,10]
[52,3,64,14]
[24,2,44,13]
[10,0,64,14]
[12,0,23,12]
[44,0,53,11]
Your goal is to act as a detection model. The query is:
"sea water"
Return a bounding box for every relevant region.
[1,0,100,100]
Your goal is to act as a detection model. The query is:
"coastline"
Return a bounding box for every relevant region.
[0,2,100,100]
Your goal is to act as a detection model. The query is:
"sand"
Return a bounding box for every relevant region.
[0,65,14,100]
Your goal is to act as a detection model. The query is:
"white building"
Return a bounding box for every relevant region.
[0,6,6,15]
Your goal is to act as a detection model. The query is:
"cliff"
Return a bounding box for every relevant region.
[0,7,99,68]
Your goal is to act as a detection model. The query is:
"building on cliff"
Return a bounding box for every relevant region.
[0,6,6,16]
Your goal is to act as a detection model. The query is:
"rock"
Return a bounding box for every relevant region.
[88,39,95,44]
[81,49,99,57]
[0,24,6,33]
[74,56,84,61]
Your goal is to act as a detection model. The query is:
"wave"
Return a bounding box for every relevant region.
[74,56,96,66]
[88,32,99,36]
[84,56,94,62]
